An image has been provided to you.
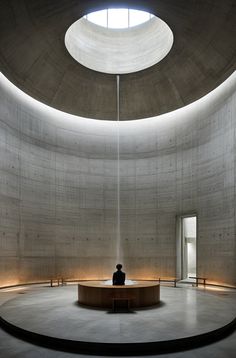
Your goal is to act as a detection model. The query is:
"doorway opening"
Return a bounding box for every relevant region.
[177,215,197,280]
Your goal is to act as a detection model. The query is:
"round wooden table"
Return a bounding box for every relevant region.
[78,281,160,309]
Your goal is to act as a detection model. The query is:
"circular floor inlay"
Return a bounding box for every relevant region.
[1,285,235,344]
[65,15,174,74]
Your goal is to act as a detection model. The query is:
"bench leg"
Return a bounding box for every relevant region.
[112,299,131,312]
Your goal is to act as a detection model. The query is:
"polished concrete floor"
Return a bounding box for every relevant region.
[0,283,235,357]
[1,284,235,343]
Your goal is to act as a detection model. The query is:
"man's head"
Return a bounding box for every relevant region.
[116,264,122,270]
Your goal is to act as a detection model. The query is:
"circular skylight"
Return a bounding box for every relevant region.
[84,9,154,29]
[65,10,174,74]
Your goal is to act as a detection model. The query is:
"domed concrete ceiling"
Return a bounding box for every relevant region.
[0,0,235,120]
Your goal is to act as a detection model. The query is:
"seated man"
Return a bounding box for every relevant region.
[113,264,125,285]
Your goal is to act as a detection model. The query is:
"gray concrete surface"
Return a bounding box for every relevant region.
[65,16,173,74]
[0,0,235,120]
[0,71,236,287]
[1,284,235,343]
[0,285,236,358]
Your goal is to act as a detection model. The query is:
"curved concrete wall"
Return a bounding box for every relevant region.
[0,73,236,287]
[65,17,173,74]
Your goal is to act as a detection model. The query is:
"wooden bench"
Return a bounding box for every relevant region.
[189,276,207,287]
[50,278,66,287]
[158,277,177,287]
[112,297,133,312]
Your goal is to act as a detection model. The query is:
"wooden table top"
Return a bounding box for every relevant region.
[78,280,160,288]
